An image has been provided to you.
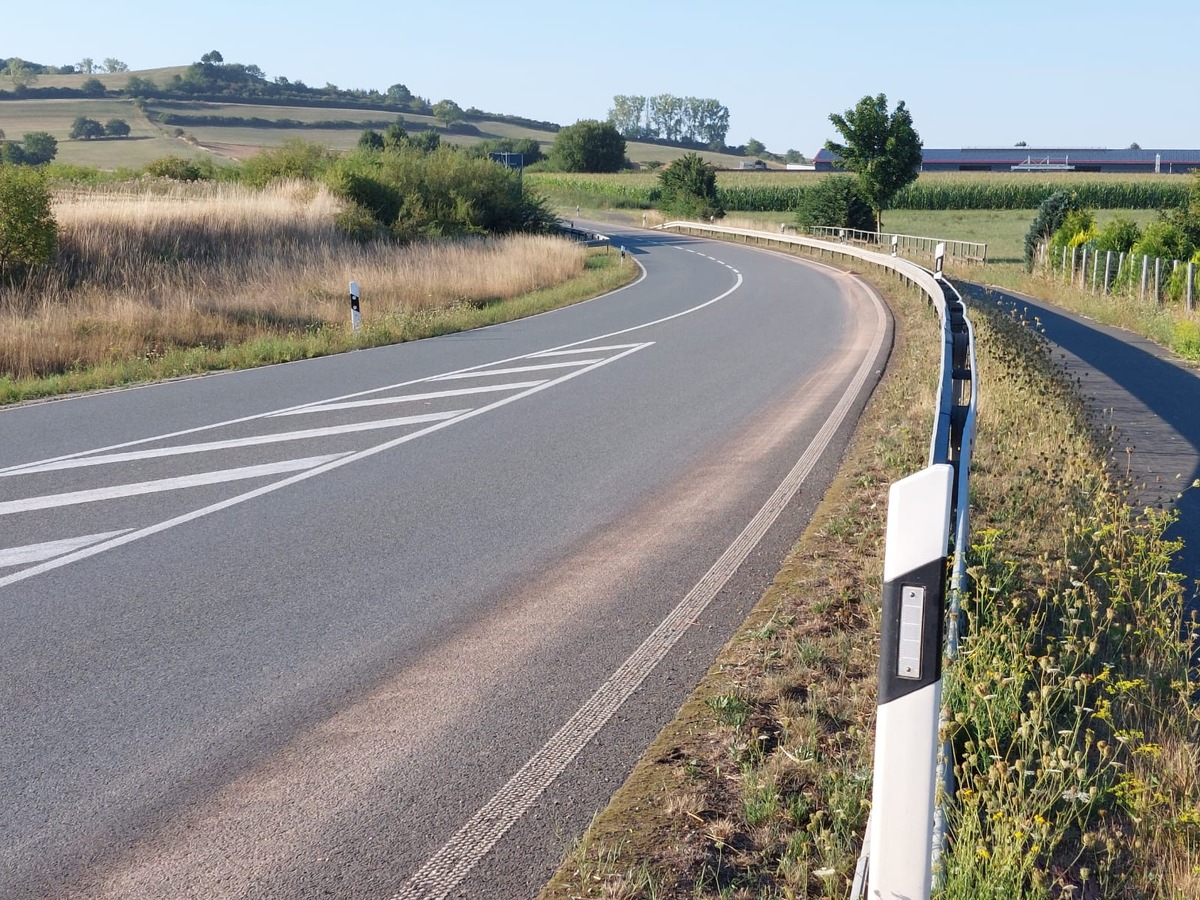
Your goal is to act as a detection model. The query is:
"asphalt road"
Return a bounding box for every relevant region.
[0,225,891,899]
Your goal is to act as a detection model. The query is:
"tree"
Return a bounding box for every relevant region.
[5,58,38,91]
[386,83,412,104]
[658,152,723,220]
[78,57,96,74]
[200,51,224,65]
[1129,142,1142,150]
[607,95,647,139]
[745,137,766,157]
[80,77,106,96]
[103,58,129,73]
[21,132,58,164]
[784,149,808,164]
[794,175,876,232]
[432,99,464,126]
[825,93,922,231]
[648,94,685,142]
[104,119,131,138]
[123,75,157,97]
[0,164,57,282]
[69,116,106,140]
[550,120,626,173]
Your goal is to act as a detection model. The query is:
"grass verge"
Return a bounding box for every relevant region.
[0,246,632,404]
[538,242,1199,898]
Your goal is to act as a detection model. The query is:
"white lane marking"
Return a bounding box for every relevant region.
[428,360,601,381]
[0,531,133,568]
[0,455,348,516]
[0,251,731,479]
[0,347,654,589]
[0,413,469,477]
[528,345,639,357]
[268,384,546,417]
[390,279,890,900]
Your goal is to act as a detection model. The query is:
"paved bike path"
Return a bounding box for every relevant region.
[960,282,1200,613]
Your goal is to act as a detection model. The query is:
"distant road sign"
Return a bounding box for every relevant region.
[489,152,524,169]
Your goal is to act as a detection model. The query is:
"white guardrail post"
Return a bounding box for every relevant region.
[868,465,954,900]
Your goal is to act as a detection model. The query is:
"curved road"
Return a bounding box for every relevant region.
[0,225,890,899]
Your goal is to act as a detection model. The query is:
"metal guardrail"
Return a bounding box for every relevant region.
[807,225,988,267]
[657,222,978,900]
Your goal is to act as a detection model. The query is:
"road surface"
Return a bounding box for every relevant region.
[0,225,890,899]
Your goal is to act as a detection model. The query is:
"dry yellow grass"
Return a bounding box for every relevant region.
[1,181,587,381]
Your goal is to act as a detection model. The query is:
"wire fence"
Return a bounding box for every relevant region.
[1040,241,1198,309]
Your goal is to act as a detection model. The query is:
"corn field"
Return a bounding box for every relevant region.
[528,171,1191,213]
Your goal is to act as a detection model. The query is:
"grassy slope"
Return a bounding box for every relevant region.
[1,68,759,169]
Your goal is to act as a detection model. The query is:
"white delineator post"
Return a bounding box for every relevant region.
[868,464,954,900]
[350,281,362,332]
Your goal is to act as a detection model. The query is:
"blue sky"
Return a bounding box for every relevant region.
[6,0,1198,155]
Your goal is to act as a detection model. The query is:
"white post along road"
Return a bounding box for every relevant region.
[0,225,889,899]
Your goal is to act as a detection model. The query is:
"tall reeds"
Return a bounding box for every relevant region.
[0,181,585,382]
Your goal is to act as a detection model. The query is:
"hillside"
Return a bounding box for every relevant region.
[0,64,760,169]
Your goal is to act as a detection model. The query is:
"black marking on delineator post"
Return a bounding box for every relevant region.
[868,464,953,900]
[350,281,361,333]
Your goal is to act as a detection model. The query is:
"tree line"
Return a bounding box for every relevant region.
[607,95,730,147]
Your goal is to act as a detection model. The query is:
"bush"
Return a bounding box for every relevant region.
[657,152,723,220]
[326,145,556,243]
[143,156,205,181]
[794,175,876,232]
[1132,219,1192,263]
[0,164,57,282]
[1095,216,1141,253]
[1023,190,1080,270]
[1048,208,1095,258]
[238,139,337,187]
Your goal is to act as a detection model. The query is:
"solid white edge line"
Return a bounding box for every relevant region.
[390,274,890,900]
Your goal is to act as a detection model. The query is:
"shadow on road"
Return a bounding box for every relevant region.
[960,281,1200,620]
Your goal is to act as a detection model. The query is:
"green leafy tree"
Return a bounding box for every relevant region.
[409,131,441,154]
[386,83,412,104]
[5,58,38,91]
[550,120,626,173]
[21,132,57,164]
[432,99,464,126]
[794,174,877,232]
[104,119,131,138]
[824,93,922,231]
[80,77,106,96]
[70,116,106,140]
[744,137,766,157]
[123,76,157,98]
[607,95,647,138]
[1132,220,1192,263]
[78,57,96,74]
[0,164,57,282]
[658,152,723,220]
[384,120,409,151]
[238,139,337,188]
[200,51,224,64]
[103,58,128,73]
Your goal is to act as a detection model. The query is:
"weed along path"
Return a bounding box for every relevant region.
[960,282,1200,606]
[0,225,889,900]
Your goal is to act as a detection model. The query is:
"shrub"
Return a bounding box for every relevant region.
[1132,219,1192,263]
[794,174,876,232]
[1048,208,1096,258]
[658,152,723,220]
[143,156,205,181]
[1024,190,1080,270]
[238,139,337,188]
[1095,216,1141,253]
[0,164,57,282]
